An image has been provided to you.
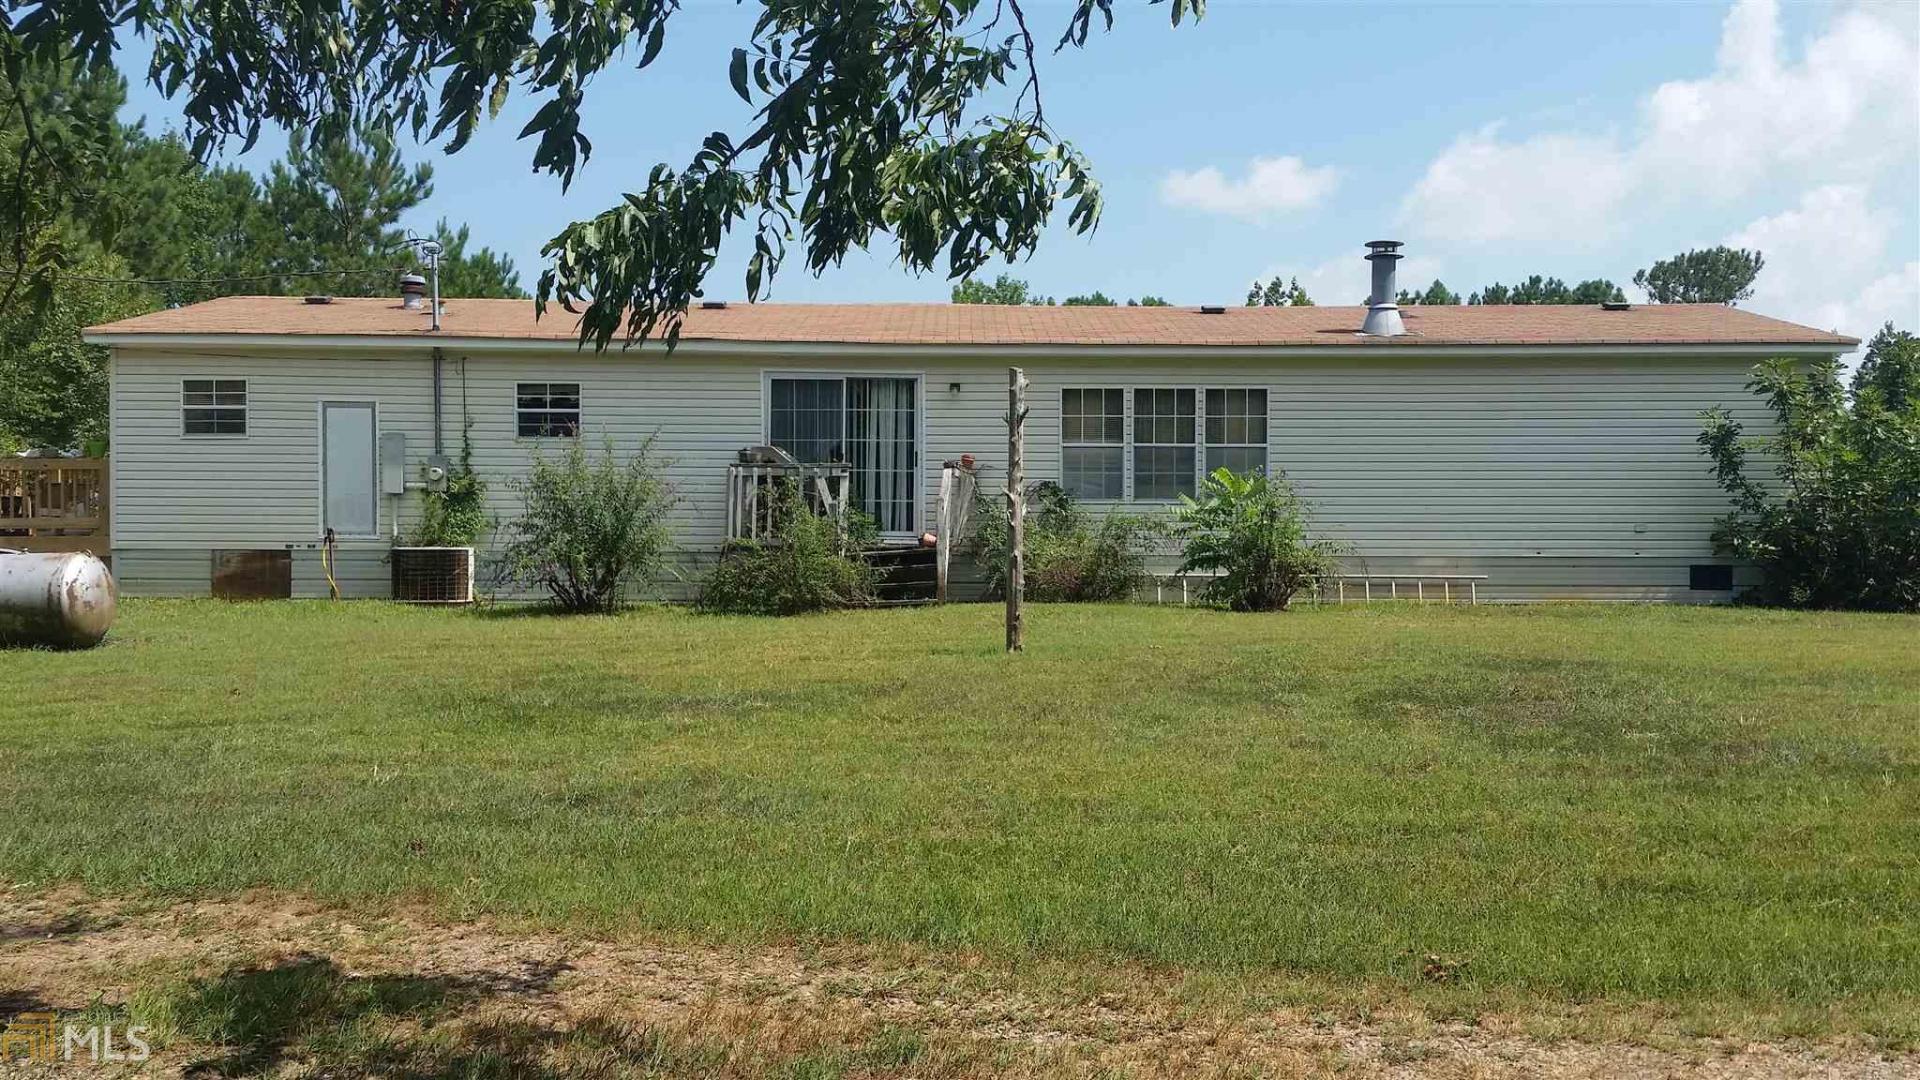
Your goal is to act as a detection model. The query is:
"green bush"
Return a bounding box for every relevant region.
[973,481,1162,602]
[1172,467,1340,611]
[697,482,881,614]
[1697,325,1919,612]
[498,439,676,612]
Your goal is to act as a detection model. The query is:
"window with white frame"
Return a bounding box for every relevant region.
[1132,387,1197,500]
[516,382,581,437]
[1059,388,1125,500]
[182,379,247,435]
[1205,388,1268,475]
[1056,385,1269,500]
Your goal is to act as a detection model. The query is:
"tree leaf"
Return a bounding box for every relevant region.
[640,21,666,68]
[729,47,750,103]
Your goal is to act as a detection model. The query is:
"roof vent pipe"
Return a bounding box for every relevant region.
[401,237,445,331]
[1361,240,1406,337]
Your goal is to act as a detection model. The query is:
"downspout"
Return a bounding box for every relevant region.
[426,238,445,453]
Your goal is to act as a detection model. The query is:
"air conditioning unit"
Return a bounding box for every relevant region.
[390,546,475,604]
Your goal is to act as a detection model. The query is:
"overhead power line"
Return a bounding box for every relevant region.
[0,265,406,287]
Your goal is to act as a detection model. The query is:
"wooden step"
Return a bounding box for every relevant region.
[864,546,938,602]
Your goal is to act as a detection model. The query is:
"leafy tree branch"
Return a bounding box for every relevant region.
[5,0,1205,349]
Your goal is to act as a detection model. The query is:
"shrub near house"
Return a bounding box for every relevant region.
[971,482,1162,603]
[1172,467,1341,611]
[698,483,882,615]
[498,440,676,613]
[1699,324,1920,612]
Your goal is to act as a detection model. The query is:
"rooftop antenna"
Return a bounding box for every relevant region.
[404,236,445,331]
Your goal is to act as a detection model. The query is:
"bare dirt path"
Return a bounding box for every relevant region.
[1,887,1912,1078]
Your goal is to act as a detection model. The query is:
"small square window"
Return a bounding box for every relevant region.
[183,379,246,435]
[516,382,581,438]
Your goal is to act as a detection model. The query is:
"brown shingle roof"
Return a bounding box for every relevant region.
[84,296,1858,349]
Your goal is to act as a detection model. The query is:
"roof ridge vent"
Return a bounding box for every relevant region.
[1602,300,1632,311]
[700,300,728,310]
[1199,305,1226,315]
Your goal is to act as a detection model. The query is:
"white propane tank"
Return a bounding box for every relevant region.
[0,551,118,649]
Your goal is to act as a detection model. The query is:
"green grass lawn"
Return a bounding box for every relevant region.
[2,600,1916,1034]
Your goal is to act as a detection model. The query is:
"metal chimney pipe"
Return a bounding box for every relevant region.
[1361,240,1406,337]
[421,240,443,332]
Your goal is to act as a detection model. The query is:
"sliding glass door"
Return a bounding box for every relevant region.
[844,377,917,535]
[769,376,919,534]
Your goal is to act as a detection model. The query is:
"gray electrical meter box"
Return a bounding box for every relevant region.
[424,453,451,493]
[379,432,407,495]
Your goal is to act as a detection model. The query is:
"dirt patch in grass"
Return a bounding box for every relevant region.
[2,886,1911,1078]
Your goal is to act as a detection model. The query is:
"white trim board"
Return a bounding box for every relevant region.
[83,332,1856,361]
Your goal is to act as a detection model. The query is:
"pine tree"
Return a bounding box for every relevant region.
[1244,276,1312,307]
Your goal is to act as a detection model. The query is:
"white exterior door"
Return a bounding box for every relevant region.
[320,401,378,538]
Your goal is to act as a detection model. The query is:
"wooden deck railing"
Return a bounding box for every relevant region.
[724,462,851,544]
[0,457,110,555]
[934,462,979,602]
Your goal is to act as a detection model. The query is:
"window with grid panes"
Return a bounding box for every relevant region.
[1205,388,1267,475]
[1059,388,1124,499]
[1132,387,1196,499]
[516,383,581,437]
[182,379,247,435]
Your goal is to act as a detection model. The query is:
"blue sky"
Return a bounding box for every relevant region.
[117,0,1918,342]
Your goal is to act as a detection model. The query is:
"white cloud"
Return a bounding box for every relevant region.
[1639,0,1919,199]
[1399,0,1920,246]
[1727,185,1920,341]
[1401,126,1633,247]
[1160,156,1340,221]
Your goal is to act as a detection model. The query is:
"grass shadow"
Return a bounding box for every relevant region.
[0,910,116,941]
[465,602,578,621]
[151,956,480,1077]
[342,1014,932,1080]
[464,600,687,621]
[143,955,936,1079]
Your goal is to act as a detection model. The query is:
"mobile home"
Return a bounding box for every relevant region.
[83,252,1855,602]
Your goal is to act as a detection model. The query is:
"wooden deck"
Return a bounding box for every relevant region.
[0,457,110,555]
[724,461,851,544]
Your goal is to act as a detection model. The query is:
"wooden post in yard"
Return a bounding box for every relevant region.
[1006,367,1028,652]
